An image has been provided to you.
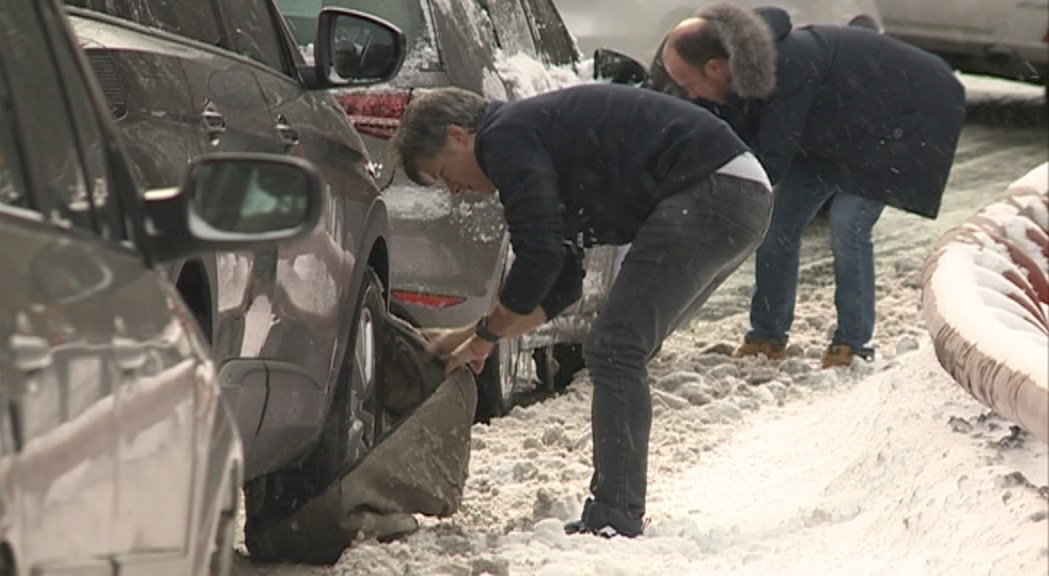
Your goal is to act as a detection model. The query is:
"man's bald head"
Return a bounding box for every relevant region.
[664,16,729,71]
[665,3,778,99]
[659,15,732,102]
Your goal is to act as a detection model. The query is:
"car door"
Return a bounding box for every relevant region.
[64,1,205,195]
[878,0,1000,43]
[213,0,370,471]
[6,4,203,572]
[46,38,197,576]
[163,0,284,157]
[0,4,119,572]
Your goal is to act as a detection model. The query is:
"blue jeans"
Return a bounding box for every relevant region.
[746,162,886,350]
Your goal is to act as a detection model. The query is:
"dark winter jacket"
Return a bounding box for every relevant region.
[475,83,748,317]
[661,6,966,219]
[755,7,965,218]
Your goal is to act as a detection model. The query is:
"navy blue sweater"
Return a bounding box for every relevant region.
[475,83,747,317]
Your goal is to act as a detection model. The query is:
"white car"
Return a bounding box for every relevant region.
[555,0,882,62]
[877,0,1048,85]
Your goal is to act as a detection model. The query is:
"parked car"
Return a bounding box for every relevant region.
[60,0,409,560]
[0,1,327,574]
[876,0,1048,86]
[554,0,883,63]
[276,0,646,421]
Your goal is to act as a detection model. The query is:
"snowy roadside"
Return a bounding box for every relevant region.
[316,258,1047,575]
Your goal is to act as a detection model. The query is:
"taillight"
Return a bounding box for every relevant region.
[391,290,467,309]
[335,91,411,140]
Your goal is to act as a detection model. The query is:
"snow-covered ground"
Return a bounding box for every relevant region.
[233,75,1048,576]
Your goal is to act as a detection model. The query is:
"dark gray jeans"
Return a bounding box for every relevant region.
[584,173,772,520]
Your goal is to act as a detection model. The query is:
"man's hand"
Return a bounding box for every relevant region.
[420,325,474,357]
[445,335,494,376]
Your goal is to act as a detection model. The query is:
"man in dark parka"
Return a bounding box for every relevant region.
[390,83,773,537]
[656,3,966,367]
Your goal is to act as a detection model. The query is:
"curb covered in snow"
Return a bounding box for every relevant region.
[921,162,1049,442]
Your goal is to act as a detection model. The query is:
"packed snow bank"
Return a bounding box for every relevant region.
[296,343,1047,576]
[922,162,1049,442]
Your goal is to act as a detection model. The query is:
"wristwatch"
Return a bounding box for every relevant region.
[474,315,501,343]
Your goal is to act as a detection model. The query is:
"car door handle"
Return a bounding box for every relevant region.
[113,336,147,373]
[11,334,51,373]
[275,114,299,149]
[201,100,226,145]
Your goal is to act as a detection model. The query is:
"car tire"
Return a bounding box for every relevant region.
[207,468,238,576]
[243,269,387,561]
[474,336,521,423]
[0,545,16,576]
[534,342,586,393]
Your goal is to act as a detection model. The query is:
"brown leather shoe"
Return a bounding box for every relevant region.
[733,339,788,360]
[822,342,875,368]
[821,343,855,368]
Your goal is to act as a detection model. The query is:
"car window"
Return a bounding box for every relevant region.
[2,5,94,232]
[277,0,435,66]
[519,0,577,66]
[43,4,125,241]
[221,0,287,70]
[0,74,28,210]
[64,0,222,46]
[479,0,539,57]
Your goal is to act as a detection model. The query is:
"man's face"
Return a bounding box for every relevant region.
[661,44,729,103]
[415,125,496,195]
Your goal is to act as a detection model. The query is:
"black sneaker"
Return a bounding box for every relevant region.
[563,498,643,538]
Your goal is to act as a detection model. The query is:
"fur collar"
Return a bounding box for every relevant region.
[696,3,778,99]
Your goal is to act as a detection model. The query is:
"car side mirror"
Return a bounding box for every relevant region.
[315,8,407,87]
[593,48,649,86]
[143,154,326,263]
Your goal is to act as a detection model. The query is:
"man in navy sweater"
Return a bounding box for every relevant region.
[391,83,772,537]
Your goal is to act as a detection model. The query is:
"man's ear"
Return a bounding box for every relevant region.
[705,58,729,80]
[447,124,470,144]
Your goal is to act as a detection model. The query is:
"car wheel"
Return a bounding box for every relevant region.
[474,336,521,423]
[207,468,238,576]
[0,545,16,576]
[343,269,388,458]
[534,342,586,393]
[243,269,387,561]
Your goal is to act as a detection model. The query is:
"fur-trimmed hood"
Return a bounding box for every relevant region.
[695,3,780,99]
[754,5,793,39]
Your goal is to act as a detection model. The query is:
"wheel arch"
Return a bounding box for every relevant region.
[354,196,391,306]
[0,541,17,575]
[173,256,218,344]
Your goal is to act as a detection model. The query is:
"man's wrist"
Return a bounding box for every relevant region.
[474,315,501,343]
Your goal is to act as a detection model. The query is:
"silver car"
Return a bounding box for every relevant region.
[876,0,1048,85]
[555,0,883,63]
[0,2,327,574]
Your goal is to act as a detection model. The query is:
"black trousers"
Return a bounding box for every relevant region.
[584,173,772,519]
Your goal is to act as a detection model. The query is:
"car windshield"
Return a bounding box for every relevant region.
[277,0,426,48]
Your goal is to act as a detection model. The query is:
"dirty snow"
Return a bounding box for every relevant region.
[232,74,1049,576]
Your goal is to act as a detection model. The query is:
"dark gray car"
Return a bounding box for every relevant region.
[0,1,327,574]
[61,0,411,560]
